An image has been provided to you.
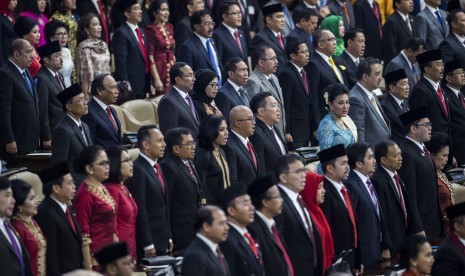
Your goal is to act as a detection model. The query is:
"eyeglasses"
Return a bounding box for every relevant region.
[71,96,89,104]
[191,0,205,5]
[178,141,197,147]
[450,70,465,76]
[54,32,68,37]
[260,57,278,61]
[121,158,133,163]
[266,195,282,200]
[226,11,242,16]
[286,168,306,174]
[182,73,194,79]
[415,122,433,128]
[201,21,215,27]
[320,37,336,43]
[297,50,310,54]
[209,83,219,89]
[95,160,110,167]
[237,117,255,123]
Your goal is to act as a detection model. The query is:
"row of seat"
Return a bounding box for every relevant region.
[112,96,163,133]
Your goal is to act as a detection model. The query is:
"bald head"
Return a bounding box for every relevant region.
[229,105,255,138]
[9,39,34,69]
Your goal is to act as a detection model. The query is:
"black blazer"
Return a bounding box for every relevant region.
[439,32,465,66]
[174,16,193,56]
[34,196,83,276]
[125,155,171,253]
[371,166,423,255]
[0,15,17,66]
[216,81,248,119]
[220,225,264,276]
[182,237,231,276]
[398,139,442,241]
[275,186,319,276]
[82,98,121,149]
[51,115,92,170]
[35,66,65,141]
[158,87,200,136]
[286,26,313,56]
[0,220,32,276]
[432,235,465,275]
[326,0,356,30]
[247,214,289,276]
[224,131,259,187]
[353,0,383,59]
[112,23,150,98]
[160,153,202,252]
[381,92,409,144]
[249,119,287,177]
[335,51,358,90]
[442,85,465,165]
[213,24,248,67]
[382,12,414,64]
[251,27,288,76]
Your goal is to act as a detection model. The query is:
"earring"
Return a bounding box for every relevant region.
[18,207,22,213]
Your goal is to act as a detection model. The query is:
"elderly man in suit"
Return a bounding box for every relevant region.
[160,127,203,252]
[353,0,383,59]
[244,45,286,136]
[384,38,425,93]
[112,0,151,99]
[182,205,231,276]
[335,27,365,90]
[348,58,390,146]
[439,9,465,67]
[35,163,83,276]
[0,39,40,165]
[158,62,199,135]
[82,73,121,149]
[286,6,319,55]
[413,0,449,50]
[52,84,92,170]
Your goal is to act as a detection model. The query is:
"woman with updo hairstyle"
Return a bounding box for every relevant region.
[50,0,79,58]
[74,145,117,271]
[398,235,434,276]
[191,69,222,121]
[19,0,48,47]
[14,16,41,76]
[194,115,232,205]
[10,179,47,276]
[104,146,138,260]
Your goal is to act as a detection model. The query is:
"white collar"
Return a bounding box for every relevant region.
[406,136,425,151]
[126,21,139,32]
[50,196,68,213]
[231,129,248,147]
[316,50,331,63]
[228,221,248,236]
[196,233,218,254]
[344,50,358,63]
[426,4,440,15]
[325,176,344,191]
[9,59,26,74]
[353,169,369,184]
[255,211,274,233]
[66,114,81,126]
[389,92,404,106]
[47,67,58,76]
[93,96,109,111]
[446,85,461,97]
[227,79,242,92]
[357,82,375,98]
[423,76,440,92]
[195,32,209,47]
[278,183,300,201]
[454,32,465,43]
[290,61,303,74]
[139,152,157,167]
[459,236,465,248]
[400,50,413,69]
[173,85,189,98]
[381,165,397,178]
[222,22,238,36]
[396,10,409,21]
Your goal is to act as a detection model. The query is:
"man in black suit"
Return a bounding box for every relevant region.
[336,28,365,90]
[225,106,260,187]
[252,4,288,76]
[397,107,442,241]
[353,0,383,59]
[35,163,83,276]
[249,92,287,176]
[126,125,172,258]
[82,73,121,149]
[0,39,40,165]
[275,154,320,276]
[432,202,465,274]
[213,2,248,67]
[286,6,319,55]
[439,9,465,66]
[442,60,465,165]
[178,10,223,85]
[160,127,203,252]
[326,0,356,30]
[52,84,92,170]
[174,0,205,54]
[35,41,65,149]
[158,62,199,135]
[381,69,410,144]
[318,144,359,272]
[182,205,231,276]
[220,184,264,276]
[308,29,348,124]
[371,140,424,256]
[77,0,110,43]
[382,0,415,64]
[410,50,450,135]
[113,0,151,99]
[248,175,294,276]
[279,39,315,150]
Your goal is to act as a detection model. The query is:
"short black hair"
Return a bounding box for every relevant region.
[190,9,211,31]
[374,140,397,163]
[447,9,465,29]
[251,44,271,68]
[105,146,127,183]
[312,29,326,49]
[357,57,381,81]
[14,16,38,38]
[148,0,168,22]
[75,145,106,174]
[90,73,111,96]
[343,27,363,48]
[292,5,317,23]
[275,154,304,180]
[224,57,245,75]
[398,235,430,269]
[406,38,426,52]
[170,62,189,85]
[194,205,222,231]
[346,142,372,169]
[44,19,69,43]
[219,1,238,20]
[43,175,66,196]
[165,127,192,153]
[250,92,273,114]
[285,39,306,59]
[425,132,450,155]
[198,115,225,150]
[137,124,159,145]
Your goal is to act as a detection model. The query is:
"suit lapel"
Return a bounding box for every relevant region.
[91,100,120,138]
[197,238,228,275]
[229,225,258,262]
[65,116,88,147]
[380,168,406,211]
[265,27,285,54]
[387,93,403,116]
[358,85,389,130]
[225,82,243,106]
[343,52,357,72]
[231,132,256,171]
[289,62,310,98]
[425,8,445,35]
[43,68,63,92]
[443,86,463,112]
[280,189,312,239]
[123,24,145,59]
[350,171,379,218]
[256,70,283,105]
[139,156,167,200]
[325,179,352,220]
[422,78,449,118]
[8,61,38,103]
[221,25,244,58]
[315,53,341,83]
[395,12,412,37]
[192,35,216,70]
[172,89,199,125]
[0,227,17,256]
[47,197,81,240]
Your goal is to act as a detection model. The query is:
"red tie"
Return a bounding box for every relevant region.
[97,0,109,44]
[393,174,408,226]
[66,208,77,233]
[277,33,284,49]
[340,187,357,248]
[423,146,435,168]
[437,87,448,116]
[153,163,166,193]
[234,31,243,53]
[342,3,351,26]
[135,28,150,74]
[301,69,309,94]
[271,225,295,276]
[55,73,64,90]
[106,106,118,132]
[243,232,261,264]
[458,92,465,109]
[185,161,196,180]
[246,140,258,170]
[372,3,383,39]
[216,246,227,274]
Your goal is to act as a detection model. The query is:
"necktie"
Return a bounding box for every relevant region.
[435,10,443,26]
[355,58,360,66]
[342,3,351,26]
[185,161,196,180]
[185,94,199,122]
[301,69,309,94]
[297,195,317,264]
[372,3,383,38]
[234,31,243,53]
[206,39,222,86]
[411,63,418,84]
[268,77,279,92]
[328,57,343,83]
[4,221,25,274]
[423,146,434,167]
[243,232,261,263]
[366,179,379,217]
[66,208,77,233]
[437,87,448,116]
[340,186,358,247]
[370,95,388,126]
[276,33,285,49]
[458,92,465,109]
[78,125,88,146]
[22,71,34,97]
[271,225,295,276]
[135,28,150,74]
[55,73,64,90]
[271,127,286,155]
[106,106,118,132]
[393,173,408,226]
[246,140,258,170]
[97,0,109,44]
[238,87,248,105]
[216,246,227,274]
[405,17,412,33]
[400,101,408,113]
[153,163,166,193]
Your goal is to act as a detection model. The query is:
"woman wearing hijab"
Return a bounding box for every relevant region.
[320,15,345,57]
[191,69,222,121]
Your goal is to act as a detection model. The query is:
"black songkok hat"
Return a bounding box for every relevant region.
[95,242,128,267]
[317,144,346,163]
[416,49,442,65]
[445,202,465,220]
[384,69,407,86]
[38,162,70,185]
[247,175,276,200]
[262,3,283,17]
[117,0,138,12]
[37,41,61,59]
[444,59,462,75]
[222,184,247,210]
[399,106,428,126]
[0,176,12,191]
[56,83,82,105]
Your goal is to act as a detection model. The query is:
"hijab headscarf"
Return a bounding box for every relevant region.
[0,0,15,23]
[320,15,345,57]
[191,69,218,104]
[300,171,334,275]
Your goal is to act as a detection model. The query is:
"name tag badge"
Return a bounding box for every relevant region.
[248,6,255,15]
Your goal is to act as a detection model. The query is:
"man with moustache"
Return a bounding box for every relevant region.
[220,184,264,276]
[126,125,172,259]
[397,107,443,241]
[275,154,320,276]
[82,73,121,149]
[35,41,65,149]
[335,28,365,90]
[247,175,294,276]
[319,144,359,272]
[182,205,231,276]
[35,163,83,276]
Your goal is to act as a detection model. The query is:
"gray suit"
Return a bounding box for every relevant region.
[348,83,390,146]
[244,68,286,136]
[384,52,420,93]
[413,7,449,50]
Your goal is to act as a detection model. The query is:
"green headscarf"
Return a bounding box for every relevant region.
[320,15,345,57]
